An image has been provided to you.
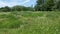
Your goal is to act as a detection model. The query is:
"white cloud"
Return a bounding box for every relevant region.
[0,0,31,7]
[22,0,30,4]
[0,1,7,7]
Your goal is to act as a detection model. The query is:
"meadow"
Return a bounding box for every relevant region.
[0,11,60,34]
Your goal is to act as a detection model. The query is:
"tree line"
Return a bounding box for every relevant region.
[0,0,60,12]
[34,0,60,11]
[0,5,33,12]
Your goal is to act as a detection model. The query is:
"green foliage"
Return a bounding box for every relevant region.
[11,5,22,11]
[56,0,60,11]
[0,12,28,29]
[35,0,60,11]
[0,5,33,12]
[0,11,60,34]
[22,12,44,17]
[0,6,11,12]
[46,0,55,11]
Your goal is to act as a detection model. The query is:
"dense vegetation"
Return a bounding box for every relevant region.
[0,11,60,34]
[35,0,60,11]
[0,6,33,12]
[0,0,60,34]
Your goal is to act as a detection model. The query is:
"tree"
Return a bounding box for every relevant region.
[11,5,33,11]
[46,0,55,11]
[35,0,55,11]
[35,0,45,11]
[11,5,22,11]
[0,5,34,12]
[0,6,11,12]
[56,0,60,10]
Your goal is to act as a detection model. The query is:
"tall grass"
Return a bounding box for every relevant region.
[0,11,60,34]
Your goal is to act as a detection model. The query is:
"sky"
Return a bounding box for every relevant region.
[0,0,37,7]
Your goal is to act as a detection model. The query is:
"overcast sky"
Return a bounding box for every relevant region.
[0,0,37,7]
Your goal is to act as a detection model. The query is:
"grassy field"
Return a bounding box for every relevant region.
[0,11,60,34]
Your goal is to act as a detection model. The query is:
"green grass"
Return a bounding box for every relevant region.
[0,11,60,34]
